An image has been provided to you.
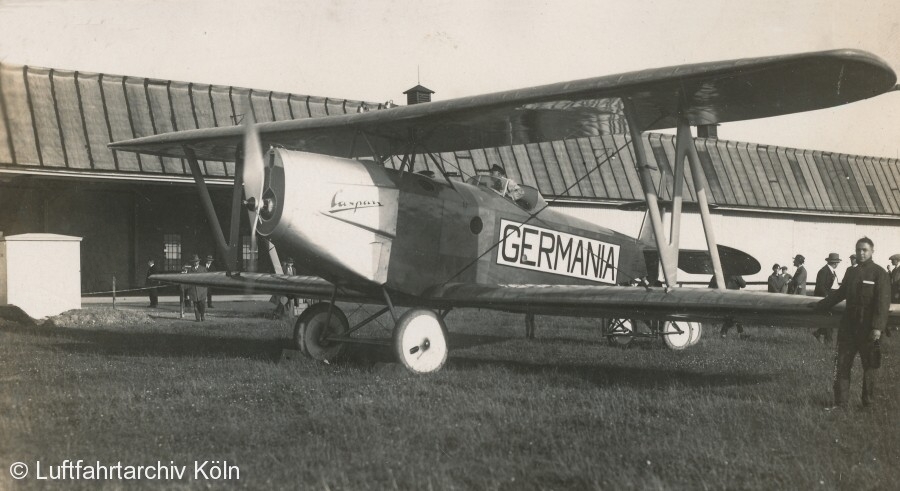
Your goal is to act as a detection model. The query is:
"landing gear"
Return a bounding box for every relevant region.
[604,318,703,349]
[393,309,449,374]
[605,318,636,347]
[662,321,693,350]
[292,302,349,362]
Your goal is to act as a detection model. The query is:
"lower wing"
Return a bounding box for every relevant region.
[153,273,900,328]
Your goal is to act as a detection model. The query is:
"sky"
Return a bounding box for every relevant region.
[1,0,899,158]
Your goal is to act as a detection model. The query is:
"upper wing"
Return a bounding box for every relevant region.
[424,283,900,328]
[110,49,896,161]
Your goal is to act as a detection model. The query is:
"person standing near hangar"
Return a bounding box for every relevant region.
[767,264,785,293]
[789,255,807,295]
[187,254,208,322]
[813,253,842,343]
[817,237,890,409]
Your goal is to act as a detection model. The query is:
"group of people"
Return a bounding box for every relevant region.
[145,254,215,322]
[766,254,809,295]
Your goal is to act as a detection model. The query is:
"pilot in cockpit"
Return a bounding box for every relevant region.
[489,165,525,202]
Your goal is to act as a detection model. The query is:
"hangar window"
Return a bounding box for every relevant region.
[163,234,182,272]
[241,235,257,272]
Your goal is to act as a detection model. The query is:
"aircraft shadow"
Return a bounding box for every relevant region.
[8,323,289,361]
[445,357,772,389]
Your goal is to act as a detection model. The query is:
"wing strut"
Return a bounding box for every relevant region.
[184,146,239,272]
[623,100,725,290]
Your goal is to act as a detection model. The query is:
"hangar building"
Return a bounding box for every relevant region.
[0,63,898,294]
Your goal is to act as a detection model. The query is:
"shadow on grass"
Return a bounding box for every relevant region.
[3,323,774,388]
[446,355,773,389]
[5,323,289,361]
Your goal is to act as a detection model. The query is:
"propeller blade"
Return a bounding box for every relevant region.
[241,106,265,237]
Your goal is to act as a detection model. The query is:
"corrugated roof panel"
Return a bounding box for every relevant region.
[597,136,632,199]
[834,154,866,212]
[817,151,849,211]
[742,143,777,206]
[100,76,136,172]
[783,148,814,210]
[0,65,38,165]
[771,147,803,208]
[511,144,540,191]
[548,141,580,197]
[50,72,91,170]
[860,156,890,214]
[879,157,900,209]
[797,150,830,210]
[289,95,311,119]
[539,142,571,196]
[590,137,622,199]
[578,138,618,198]
[74,73,113,171]
[145,81,185,174]
[210,86,236,127]
[763,146,794,208]
[169,82,197,130]
[723,141,759,207]
[561,139,595,198]
[524,143,557,195]
[856,155,885,213]
[271,93,293,121]
[710,139,746,205]
[620,135,646,199]
[27,68,66,167]
[467,148,488,176]
[839,152,867,211]
[249,90,275,123]
[570,138,604,198]
[695,139,728,204]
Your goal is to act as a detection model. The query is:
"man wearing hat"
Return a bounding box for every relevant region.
[817,237,890,409]
[813,253,842,343]
[204,255,215,308]
[187,254,208,322]
[788,254,807,296]
[889,253,900,305]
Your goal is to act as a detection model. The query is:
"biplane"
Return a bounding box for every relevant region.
[110,49,900,373]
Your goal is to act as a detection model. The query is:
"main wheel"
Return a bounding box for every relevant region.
[393,309,449,374]
[663,321,693,350]
[605,318,635,347]
[688,322,703,346]
[292,302,349,362]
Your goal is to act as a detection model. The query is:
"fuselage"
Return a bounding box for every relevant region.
[256,149,648,296]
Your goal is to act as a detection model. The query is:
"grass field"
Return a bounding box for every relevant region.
[1,301,898,490]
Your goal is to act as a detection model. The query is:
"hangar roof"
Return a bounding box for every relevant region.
[1,62,898,216]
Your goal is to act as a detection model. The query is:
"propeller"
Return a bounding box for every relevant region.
[241,104,266,238]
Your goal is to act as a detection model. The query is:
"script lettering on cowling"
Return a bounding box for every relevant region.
[497,219,619,284]
[329,189,383,213]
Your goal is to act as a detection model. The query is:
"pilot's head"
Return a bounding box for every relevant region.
[490,165,506,178]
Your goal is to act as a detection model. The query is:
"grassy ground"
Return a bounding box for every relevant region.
[0,302,897,490]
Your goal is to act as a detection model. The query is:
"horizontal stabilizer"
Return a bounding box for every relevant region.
[678,245,761,276]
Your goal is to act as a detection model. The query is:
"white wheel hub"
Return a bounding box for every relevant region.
[394,309,449,374]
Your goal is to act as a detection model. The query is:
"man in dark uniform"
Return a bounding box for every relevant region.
[204,255,215,308]
[817,237,890,409]
[145,259,158,308]
[813,253,842,343]
[789,254,807,295]
[709,274,747,338]
[187,254,209,322]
